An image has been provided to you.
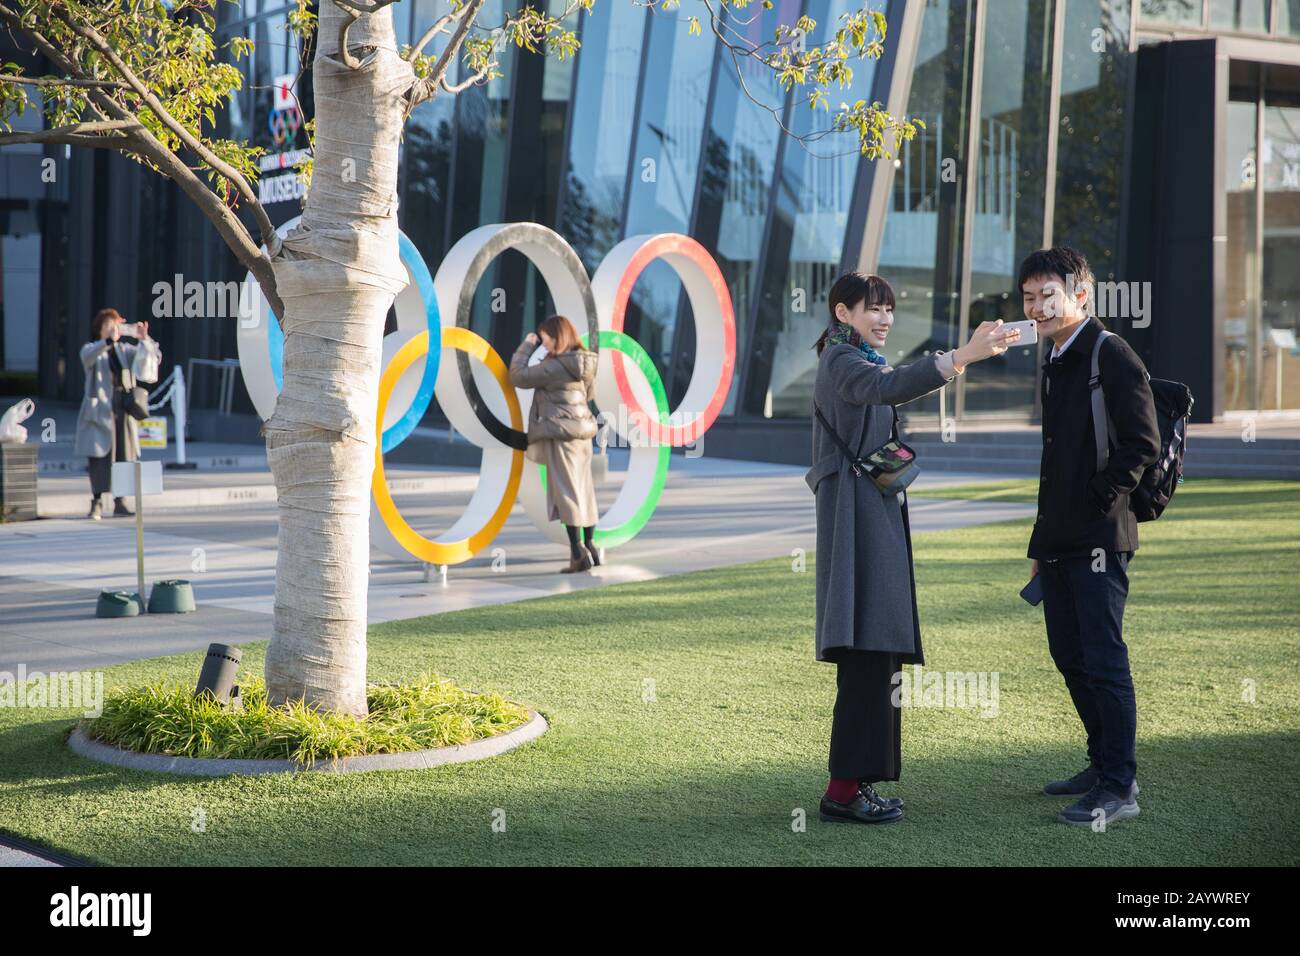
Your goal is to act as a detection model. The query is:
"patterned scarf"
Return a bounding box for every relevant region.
[824,319,888,366]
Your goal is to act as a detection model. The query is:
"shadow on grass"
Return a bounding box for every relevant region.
[1,711,1295,867]
[1,478,1292,866]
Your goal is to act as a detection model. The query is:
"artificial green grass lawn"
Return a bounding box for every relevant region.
[1,479,1296,866]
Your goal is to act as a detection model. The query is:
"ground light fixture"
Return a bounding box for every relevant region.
[195,643,241,706]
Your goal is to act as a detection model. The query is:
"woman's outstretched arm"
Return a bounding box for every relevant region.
[827,345,957,407]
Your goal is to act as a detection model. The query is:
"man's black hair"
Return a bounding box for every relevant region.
[1017,246,1095,294]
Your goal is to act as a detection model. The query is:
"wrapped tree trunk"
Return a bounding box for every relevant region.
[261,5,413,716]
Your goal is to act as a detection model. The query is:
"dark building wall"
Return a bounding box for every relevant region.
[11,2,1300,452]
[49,149,250,414]
[1127,39,1223,422]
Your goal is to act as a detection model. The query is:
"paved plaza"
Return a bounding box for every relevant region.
[1,449,1030,675]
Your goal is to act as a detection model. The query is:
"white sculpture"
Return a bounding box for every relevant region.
[0,397,35,444]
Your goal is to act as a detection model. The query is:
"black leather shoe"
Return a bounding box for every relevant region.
[819,791,903,825]
[859,782,904,810]
[112,497,134,517]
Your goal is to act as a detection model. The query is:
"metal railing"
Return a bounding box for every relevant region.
[186,357,241,417]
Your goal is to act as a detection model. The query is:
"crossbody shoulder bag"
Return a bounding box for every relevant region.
[107,341,151,421]
[813,403,919,496]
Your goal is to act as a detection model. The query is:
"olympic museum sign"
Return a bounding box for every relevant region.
[238,221,736,566]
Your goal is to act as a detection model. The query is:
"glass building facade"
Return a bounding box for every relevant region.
[7,0,1300,456]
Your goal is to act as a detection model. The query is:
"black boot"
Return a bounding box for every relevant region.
[560,551,593,574]
[582,525,601,566]
[112,497,133,517]
[560,524,592,573]
[88,497,103,521]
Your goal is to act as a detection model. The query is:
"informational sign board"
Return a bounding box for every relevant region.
[259,72,307,212]
[111,460,163,498]
[139,418,168,448]
[1268,327,1297,351]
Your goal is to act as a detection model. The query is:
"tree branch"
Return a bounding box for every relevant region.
[407,0,489,110]
[0,118,141,148]
[50,4,281,255]
[406,0,586,109]
[440,68,489,95]
[333,0,402,70]
[0,131,133,149]
[696,0,907,161]
[409,4,475,61]
[335,4,364,69]
[333,0,401,10]
[0,4,283,315]
[0,74,129,91]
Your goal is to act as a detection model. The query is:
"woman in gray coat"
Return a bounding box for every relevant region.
[74,308,160,520]
[808,273,1018,825]
[509,314,601,573]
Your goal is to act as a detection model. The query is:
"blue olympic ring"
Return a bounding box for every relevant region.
[263,230,441,455]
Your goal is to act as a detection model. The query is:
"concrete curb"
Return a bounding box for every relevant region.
[67,710,548,776]
[38,454,270,475]
[0,832,91,867]
[36,472,485,517]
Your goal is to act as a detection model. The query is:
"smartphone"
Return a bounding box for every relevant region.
[1020,574,1044,606]
[1001,319,1039,347]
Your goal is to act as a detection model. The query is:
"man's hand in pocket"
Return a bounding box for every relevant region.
[1087,473,1118,516]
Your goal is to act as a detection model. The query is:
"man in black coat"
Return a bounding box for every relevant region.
[1020,247,1160,828]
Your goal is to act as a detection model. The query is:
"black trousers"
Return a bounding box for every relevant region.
[1039,551,1137,793]
[827,650,902,782]
[87,391,131,498]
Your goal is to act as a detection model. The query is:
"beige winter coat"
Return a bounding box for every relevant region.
[508,339,599,525]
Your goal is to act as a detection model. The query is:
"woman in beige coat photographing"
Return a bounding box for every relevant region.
[509,314,601,573]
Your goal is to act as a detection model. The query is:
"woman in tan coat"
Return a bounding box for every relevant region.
[508,315,600,573]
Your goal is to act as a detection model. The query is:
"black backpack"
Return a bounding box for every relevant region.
[1090,331,1193,522]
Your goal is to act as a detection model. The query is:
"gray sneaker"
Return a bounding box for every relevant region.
[1057,782,1140,827]
[1042,766,1099,797]
[1043,767,1139,798]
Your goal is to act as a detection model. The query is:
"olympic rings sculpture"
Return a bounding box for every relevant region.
[239,218,736,566]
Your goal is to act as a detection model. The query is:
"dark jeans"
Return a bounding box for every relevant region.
[1039,551,1136,792]
[87,391,131,498]
[827,650,901,782]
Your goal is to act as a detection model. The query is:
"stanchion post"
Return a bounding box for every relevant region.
[134,459,146,613]
[174,366,188,467]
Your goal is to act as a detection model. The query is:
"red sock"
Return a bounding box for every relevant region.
[825,778,859,803]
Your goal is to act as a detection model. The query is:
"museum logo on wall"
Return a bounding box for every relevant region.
[258,73,309,211]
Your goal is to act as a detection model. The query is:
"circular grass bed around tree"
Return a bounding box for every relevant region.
[84,675,533,766]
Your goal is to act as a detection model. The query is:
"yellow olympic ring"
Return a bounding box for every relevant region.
[372,326,524,565]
